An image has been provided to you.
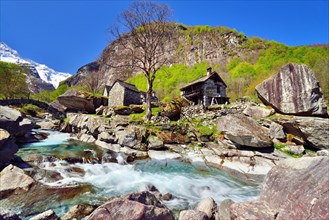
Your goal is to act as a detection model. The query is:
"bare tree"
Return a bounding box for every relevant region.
[109,0,173,120]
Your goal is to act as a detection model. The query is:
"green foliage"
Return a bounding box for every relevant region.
[226,42,329,100]
[129,107,162,122]
[18,104,44,116]
[0,61,28,99]
[127,62,209,102]
[32,84,70,103]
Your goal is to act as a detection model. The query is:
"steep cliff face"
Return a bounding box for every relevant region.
[66,24,267,88]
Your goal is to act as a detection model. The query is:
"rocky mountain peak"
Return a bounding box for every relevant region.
[0,42,71,91]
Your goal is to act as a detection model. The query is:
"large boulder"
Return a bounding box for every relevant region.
[216,114,272,148]
[29,210,60,220]
[256,63,327,117]
[274,115,329,150]
[195,197,217,219]
[58,89,107,113]
[243,105,275,118]
[0,165,36,199]
[231,157,329,219]
[179,210,208,220]
[87,191,174,220]
[0,106,35,136]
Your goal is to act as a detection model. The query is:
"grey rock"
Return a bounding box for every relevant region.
[0,106,34,136]
[217,114,272,148]
[78,133,96,143]
[148,135,164,150]
[243,105,275,118]
[317,149,329,156]
[29,210,59,220]
[231,157,329,219]
[215,199,234,220]
[269,121,285,140]
[282,145,304,155]
[61,204,97,220]
[0,128,10,145]
[97,131,115,143]
[256,63,327,117]
[293,116,329,150]
[0,165,35,199]
[179,210,208,220]
[88,191,174,220]
[195,197,217,220]
[116,129,137,147]
[49,100,67,112]
[58,89,107,113]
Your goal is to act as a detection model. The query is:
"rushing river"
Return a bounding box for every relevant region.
[16,130,261,218]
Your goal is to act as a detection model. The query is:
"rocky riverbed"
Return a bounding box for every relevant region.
[1,63,328,220]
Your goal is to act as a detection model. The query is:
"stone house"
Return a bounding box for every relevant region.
[180,67,229,106]
[103,80,143,106]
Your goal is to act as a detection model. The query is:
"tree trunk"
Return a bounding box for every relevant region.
[145,79,153,121]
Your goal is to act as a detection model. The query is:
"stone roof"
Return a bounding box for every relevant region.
[180,71,227,90]
[113,79,141,93]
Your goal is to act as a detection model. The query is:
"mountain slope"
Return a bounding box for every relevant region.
[65,24,329,101]
[65,24,265,88]
[0,42,71,92]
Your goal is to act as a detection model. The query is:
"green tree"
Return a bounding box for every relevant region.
[0,61,28,99]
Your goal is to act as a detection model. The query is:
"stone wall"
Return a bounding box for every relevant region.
[124,89,142,106]
[108,83,125,106]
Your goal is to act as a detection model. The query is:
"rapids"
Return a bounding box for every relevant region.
[16,130,261,217]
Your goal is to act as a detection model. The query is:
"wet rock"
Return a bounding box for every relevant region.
[0,165,35,199]
[61,204,97,220]
[88,191,174,220]
[243,105,275,118]
[179,210,208,220]
[148,150,181,160]
[217,114,272,148]
[215,199,234,220]
[148,135,164,150]
[161,193,173,201]
[205,154,274,183]
[29,210,59,220]
[195,197,217,220]
[0,208,21,220]
[256,63,327,117]
[231,156,329,219]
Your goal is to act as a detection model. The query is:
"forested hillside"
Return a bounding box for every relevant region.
[127,41,329,102]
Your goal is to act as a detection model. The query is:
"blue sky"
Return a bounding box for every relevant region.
[1,0,328,74]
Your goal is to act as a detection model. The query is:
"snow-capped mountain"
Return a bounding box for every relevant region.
[0,42,71,89]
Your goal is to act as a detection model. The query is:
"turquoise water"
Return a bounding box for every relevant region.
[16,130,261,218]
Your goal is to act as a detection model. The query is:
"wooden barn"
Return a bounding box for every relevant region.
[103,80,143,106]
[180,67,229,106]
